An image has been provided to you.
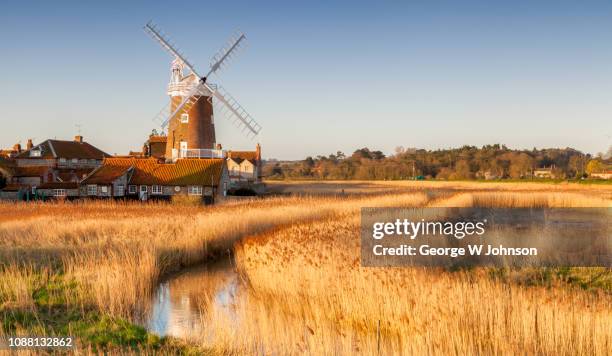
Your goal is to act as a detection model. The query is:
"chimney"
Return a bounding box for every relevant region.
[216,143,223,150]
[13,143,21,152]
[256,143,261,161]
[74,135,83,143]
[26,139,33,150]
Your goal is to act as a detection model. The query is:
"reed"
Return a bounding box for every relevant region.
[0,182,610,353]
[231,190,612,355]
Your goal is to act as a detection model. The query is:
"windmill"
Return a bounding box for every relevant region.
[143,21,261,160]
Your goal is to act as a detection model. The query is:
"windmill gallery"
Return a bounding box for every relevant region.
[0,22,264,203]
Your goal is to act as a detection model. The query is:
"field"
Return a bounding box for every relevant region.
[0,181,610,354]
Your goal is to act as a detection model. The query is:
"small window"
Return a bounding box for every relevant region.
[180,113,189,123]
[100,186,108,194]
[152,185,163,195]
[128,185,137,194]
[59,158,67,164]
[30,150,41,157]
[140,185,148,193]
[53,189,66,197]
[72,158,78,164]
[115,185,125,196]
[87,185,97,196]
[188,185,203,196]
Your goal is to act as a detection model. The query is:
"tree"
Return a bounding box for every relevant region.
[586,160,604,175]
[452,160,473,179]
[263,145,589,181]
[508,153,534,178]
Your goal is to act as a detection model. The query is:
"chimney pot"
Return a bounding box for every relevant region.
[13,143,21,152]
[26,139,33,150]
[74,135,83,143]
[216,143,222,150]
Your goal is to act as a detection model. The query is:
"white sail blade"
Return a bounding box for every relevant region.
[144,21,201,77]
[160,82,209,128]
[207,33,247,77]
[151,101,171,128]
[208,85,261,137]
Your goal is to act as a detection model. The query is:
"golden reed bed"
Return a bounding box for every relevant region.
[0,181,610,354]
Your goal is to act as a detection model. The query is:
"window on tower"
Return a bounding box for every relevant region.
[181,113,189,123]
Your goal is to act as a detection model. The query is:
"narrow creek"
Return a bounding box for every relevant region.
[144,257,243,340]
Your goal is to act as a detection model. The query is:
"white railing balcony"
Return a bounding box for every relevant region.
[179,149,226,159]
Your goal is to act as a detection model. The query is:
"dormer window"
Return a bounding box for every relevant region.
[180,113,189,123]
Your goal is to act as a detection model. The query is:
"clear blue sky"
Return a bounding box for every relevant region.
[1,0,611,159]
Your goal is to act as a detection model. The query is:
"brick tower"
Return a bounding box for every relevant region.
[165,59,216,160]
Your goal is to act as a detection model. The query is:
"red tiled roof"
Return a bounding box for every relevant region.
[148,136,167,143]
[1,183,28,192]
[13,166,50,177]
[85,157,225,186]
[16,140,110,160]
[0,158,15,172]
[81,164,133,185]
[37,182,79,190]
[228,157,256,165]
[0,150,17,158]
[56,169,93,182]
[228,151,258,161]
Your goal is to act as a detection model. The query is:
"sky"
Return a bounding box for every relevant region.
[0,0,611,160]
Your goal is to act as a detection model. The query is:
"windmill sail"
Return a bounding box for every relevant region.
[209,85,261,137]
[207,33,247,77]
[144,21,261,139]
[144,21,200,78]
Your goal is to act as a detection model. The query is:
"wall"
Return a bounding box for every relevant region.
[37,189,80,198]
[16,177,42,186]
[16,158,55,167]
[112,175,129,196]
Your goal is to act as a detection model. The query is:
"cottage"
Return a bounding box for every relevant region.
[0,184,26,200]
[590,171,612,180]
[36,182,80,199]
[14,136,109,170]
[81,157,229,204]
[533,167,556,179]
[0,136,110,200]
[225,144,264,194]
[0,136,110,199]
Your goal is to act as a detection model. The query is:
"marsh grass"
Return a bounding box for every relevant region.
[0,181,610,353]
[232,189,612,355]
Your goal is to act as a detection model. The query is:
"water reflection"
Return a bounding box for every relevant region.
[145,258,240,339]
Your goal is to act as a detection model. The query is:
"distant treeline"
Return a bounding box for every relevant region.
[264,144,612,180]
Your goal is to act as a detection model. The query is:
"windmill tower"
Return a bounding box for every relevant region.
[144,22,261,161]
[166,58,215,159]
